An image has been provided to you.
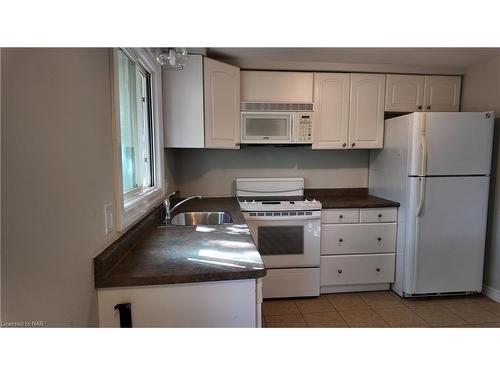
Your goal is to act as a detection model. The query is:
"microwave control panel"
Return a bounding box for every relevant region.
[296,113,313,143]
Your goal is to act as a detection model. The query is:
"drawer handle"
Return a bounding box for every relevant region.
[337,269,343,274]
[377,237,382,242]
[376,268,381,272]
[338,238,343,243]
[339,215,344,219]
[378,213,383,218]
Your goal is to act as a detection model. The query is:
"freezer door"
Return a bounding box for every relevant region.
[406,176,489,295]
[409,112,494,176]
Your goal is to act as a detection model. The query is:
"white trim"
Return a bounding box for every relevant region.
[320,283,390,294]
[110,48,165,232]
[482,284,500,303]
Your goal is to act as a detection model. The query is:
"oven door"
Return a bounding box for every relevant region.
[243,212,321,268]
[241,112,293,143]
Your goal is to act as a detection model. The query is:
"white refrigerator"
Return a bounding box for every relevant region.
[369,112,494,297]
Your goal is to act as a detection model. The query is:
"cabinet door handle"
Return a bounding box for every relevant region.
[377,237,382,242]
[426,105,431,110]
[378,213,383,218]
[338,238,343,243]
[418,105,422,110]
[339,214,344,219]
[337,269,343,274]
[342,143,347,148]
[351,142,356,147]
[376,268,381,272]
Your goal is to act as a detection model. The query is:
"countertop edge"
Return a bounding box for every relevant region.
[95,269,267,289]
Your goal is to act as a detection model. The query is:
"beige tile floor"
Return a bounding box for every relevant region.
[262,291,500,328]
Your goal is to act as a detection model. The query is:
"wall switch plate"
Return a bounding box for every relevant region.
[104,203,114,235]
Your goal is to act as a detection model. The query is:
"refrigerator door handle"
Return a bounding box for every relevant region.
[419,113,428,176]
[417,177,425,216]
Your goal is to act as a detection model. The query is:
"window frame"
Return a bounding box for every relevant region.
[111,48,165,231]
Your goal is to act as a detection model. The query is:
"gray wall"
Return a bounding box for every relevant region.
[1,48,121,326]
[462,55,500,295]
[170,147,369,197]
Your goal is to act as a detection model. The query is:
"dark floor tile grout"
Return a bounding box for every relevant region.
[371,308,392,327]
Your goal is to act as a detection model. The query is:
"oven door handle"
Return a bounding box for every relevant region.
[243,213,321,221]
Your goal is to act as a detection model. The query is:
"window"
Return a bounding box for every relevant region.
[117,50,153,196]
[113,48,164,230]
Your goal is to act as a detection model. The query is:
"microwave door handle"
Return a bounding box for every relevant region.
[289,113,294,141]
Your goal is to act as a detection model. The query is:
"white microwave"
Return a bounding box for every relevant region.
[240,110,313,144]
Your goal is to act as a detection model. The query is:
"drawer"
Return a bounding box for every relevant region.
[359,208,397,223]
[320,253,395,286]
[322,209,359,224]
[321,223,396,255]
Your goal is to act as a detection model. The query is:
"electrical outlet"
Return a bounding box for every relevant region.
[104,203,114,235]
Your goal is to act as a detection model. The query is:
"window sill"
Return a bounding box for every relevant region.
[120,186,164,231]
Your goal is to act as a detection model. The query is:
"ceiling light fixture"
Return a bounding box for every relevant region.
[156,48,188,71]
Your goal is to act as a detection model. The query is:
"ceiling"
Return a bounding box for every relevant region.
[205,48,500,74]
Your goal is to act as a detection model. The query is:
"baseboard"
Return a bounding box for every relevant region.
[483,284,500,303]
[320,283,390,294]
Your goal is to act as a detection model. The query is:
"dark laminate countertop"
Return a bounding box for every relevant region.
[95,197,266,288]
[305,188,400,209]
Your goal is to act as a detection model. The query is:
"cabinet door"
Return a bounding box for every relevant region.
[423,75,461,112]
[163,55,204,148]
[240,71,314,102]
[312,73,350,149]
[204,57,240,149]
[348,74,386,149]
[385,74,425,112]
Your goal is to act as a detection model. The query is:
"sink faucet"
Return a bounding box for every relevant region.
[164,191,202,222]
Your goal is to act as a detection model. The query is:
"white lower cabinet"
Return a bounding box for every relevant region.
[321,223,396,255]
[97,278,263,328]
[320,207,397,293]
[321,253,396,286]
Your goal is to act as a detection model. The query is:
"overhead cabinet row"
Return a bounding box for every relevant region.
[162,56,462,149]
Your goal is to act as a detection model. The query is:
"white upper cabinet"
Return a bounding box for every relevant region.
[163,55,205,148]
[348,73,386,149]
[385,74,425,112]
[240,71,313,102]
[163,56,240,149]
[312,73,350,149]
[204,57,240,149]
[423,75,461,112]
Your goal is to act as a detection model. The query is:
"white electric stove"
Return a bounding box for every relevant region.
[236,178,322,298]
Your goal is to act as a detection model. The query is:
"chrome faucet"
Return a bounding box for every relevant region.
[164,191,202,222]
